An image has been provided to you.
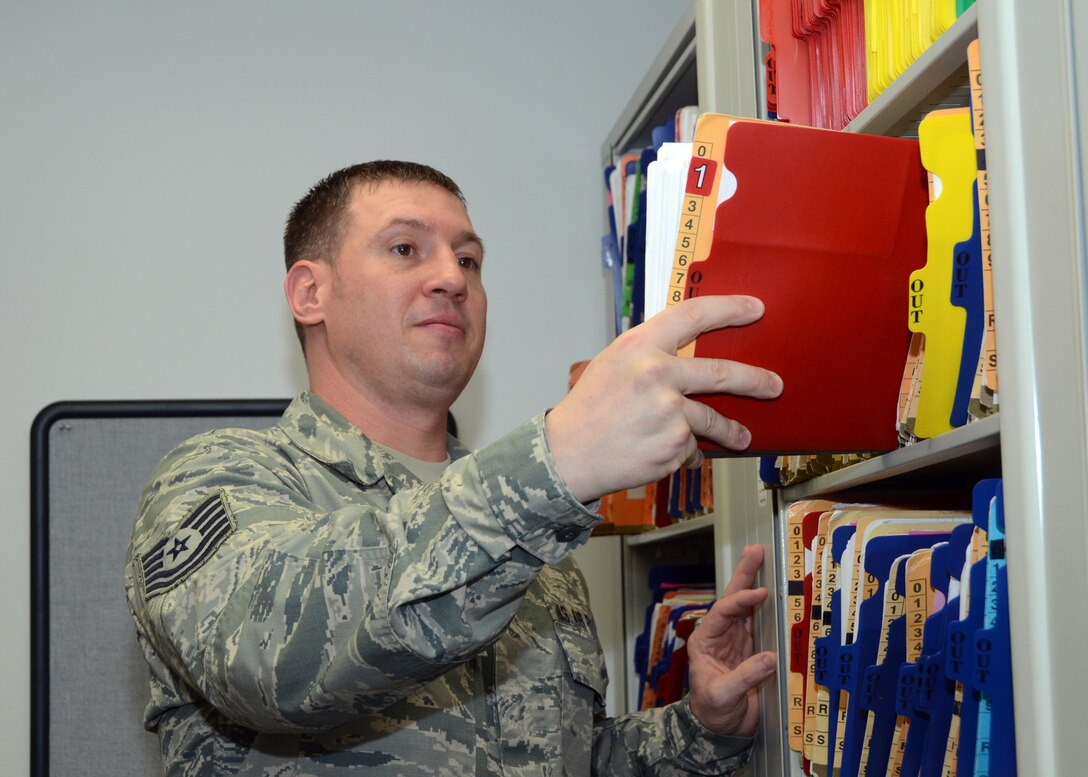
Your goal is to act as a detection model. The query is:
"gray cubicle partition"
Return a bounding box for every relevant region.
[30,400,290,777]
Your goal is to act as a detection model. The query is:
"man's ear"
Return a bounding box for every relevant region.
[285,260,329,327]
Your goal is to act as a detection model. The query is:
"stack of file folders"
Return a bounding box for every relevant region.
[634,564,716,710]
[590,460,714,535]
[783,481,1015,776]
[759,0,977,129]
[603,105,699,337]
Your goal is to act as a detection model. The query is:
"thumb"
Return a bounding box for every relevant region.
[736,650,777,687]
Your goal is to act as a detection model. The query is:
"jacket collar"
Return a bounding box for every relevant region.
[279,391,468,491]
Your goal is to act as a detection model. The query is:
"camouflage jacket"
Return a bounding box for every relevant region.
[125,391,752,775]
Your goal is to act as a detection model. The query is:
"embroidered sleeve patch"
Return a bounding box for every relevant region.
[139,491,236,598]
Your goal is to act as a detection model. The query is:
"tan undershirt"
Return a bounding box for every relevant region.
[373,442,451,485]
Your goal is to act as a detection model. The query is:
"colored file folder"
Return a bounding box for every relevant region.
[762,0,971,128]
[783,482,1015,777]
[673,116,930,454]
[908,108,978,438]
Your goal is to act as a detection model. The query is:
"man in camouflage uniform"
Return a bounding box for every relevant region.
[125,160,784,775]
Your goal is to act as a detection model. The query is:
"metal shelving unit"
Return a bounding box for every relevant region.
[602,2,1088,773]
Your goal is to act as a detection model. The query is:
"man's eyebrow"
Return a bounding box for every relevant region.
[459,231,485,256]
[378,217,485,255]
[379,217,428,234]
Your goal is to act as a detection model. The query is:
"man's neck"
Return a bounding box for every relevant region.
[309,379,451,463]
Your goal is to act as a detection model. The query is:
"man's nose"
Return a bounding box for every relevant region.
[424,251,469,299]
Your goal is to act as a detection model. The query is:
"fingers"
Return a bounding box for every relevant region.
[728,650,778,696]
[722,545,765,597]
[694,587,768,641]
[642,295,768,353]
[687,649,777,736]
[544,295,782,499]
[685,550,776,737]
[680,433,705,470]
[682,397,753,453]
[674,332,783,454]
[679,355,783,400]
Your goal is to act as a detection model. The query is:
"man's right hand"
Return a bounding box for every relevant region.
[544,295,783,503]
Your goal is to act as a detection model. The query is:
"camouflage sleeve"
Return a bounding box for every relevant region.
[126,413,600,734]
[591,697,754,776]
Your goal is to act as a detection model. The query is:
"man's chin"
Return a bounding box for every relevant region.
[408,361,474,399]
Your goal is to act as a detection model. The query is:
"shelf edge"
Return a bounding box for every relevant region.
[848,4,979,136]
[624,512,715,546]
[778,413,1001,499]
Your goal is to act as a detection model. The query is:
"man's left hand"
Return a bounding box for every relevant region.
[685,544,777,737]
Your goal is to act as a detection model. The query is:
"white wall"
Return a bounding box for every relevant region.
[1,0,685,769]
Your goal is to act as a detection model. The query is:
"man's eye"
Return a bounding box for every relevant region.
[458,256,480,271]
[392,244,414,257]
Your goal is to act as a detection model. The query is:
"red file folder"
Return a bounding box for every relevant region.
[684,119,929,454]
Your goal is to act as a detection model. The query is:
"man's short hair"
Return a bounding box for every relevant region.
[284,160,466,352]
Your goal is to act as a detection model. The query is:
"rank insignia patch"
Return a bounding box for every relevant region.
[139,491,235,597]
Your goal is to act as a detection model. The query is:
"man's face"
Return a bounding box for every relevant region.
[321,180,487,408]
